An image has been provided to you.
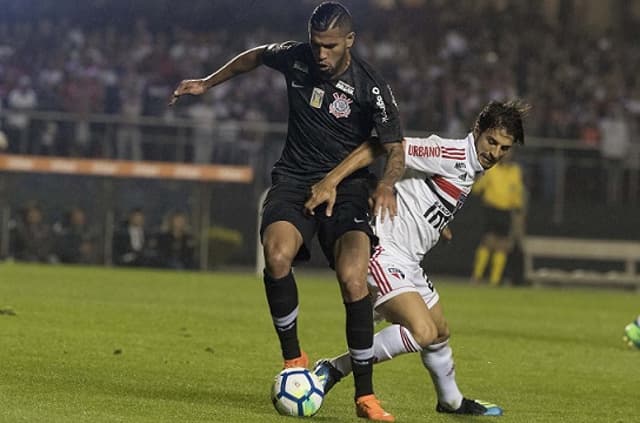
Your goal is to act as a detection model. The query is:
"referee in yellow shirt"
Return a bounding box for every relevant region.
[471,151,525,286]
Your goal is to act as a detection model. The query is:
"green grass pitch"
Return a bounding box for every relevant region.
[0,262,637,422]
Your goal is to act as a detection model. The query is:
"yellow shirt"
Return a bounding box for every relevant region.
[473,162,524,211]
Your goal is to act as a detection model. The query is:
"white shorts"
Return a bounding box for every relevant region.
[367,244,439,310]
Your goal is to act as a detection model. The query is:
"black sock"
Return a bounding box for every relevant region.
[345,296,374,398]
[264,270,300,360]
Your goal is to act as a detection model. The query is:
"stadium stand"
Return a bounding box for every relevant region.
[0,0,638,277]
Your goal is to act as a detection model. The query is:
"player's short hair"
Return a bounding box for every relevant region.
[474,100,530,145]
[309,1,353,34]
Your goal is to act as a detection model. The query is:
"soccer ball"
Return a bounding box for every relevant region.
[271,367,324,417]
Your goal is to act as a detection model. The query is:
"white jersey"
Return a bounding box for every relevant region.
[374,132,485,263]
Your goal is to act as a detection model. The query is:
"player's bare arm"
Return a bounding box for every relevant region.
[169,46,268,106]
[371,140,404,222]
[304,140,383,216]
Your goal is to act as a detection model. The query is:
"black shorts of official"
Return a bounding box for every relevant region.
[260,178,377,269]
[483,206,512,237]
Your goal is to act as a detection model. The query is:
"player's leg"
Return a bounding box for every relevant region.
[420,302,462,410]
[316,250,437,391]
[425,302,503,416]
[334,231,395,421]
[333,231,373,391]
[321,291,436,376]
[324,177,394,421]
[489,235,510,286]
[260,184,315,368]
[262,221,306,366]
[472,232,493,283]
[482,208,511,286]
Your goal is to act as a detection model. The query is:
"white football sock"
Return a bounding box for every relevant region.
[330,324,422,376]
[421,340,463,410]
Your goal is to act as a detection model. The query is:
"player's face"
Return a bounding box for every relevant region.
[475,127,515,169]
[309,26,354,78]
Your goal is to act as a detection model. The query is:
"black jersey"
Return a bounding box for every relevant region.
[262,41,403,184]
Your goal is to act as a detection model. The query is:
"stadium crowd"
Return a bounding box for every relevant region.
[7,203,197,270]
[0,1,639,252]
[0,0,638,161]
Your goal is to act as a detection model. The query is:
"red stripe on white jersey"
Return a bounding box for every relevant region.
[432,175,463,201]
[441,147,466,160]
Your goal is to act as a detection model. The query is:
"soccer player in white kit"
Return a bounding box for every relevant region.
[304,100,528,417]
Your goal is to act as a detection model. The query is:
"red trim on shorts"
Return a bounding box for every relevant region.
[369,247,392,294]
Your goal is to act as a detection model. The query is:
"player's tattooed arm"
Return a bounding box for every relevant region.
[378,141,405,189]
[372,140,405,222]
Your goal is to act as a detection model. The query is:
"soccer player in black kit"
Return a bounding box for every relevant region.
[170,3,403,420]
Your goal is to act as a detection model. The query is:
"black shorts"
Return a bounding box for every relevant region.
[260,178,376,268]
[483,206,511,237]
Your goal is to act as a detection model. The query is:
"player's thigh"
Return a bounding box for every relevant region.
[317,178,374,269]
[261,183,317,264]
[262,221,305,264]
[377,291,437,347]
[333,231,370,300]
[334,230,370,281]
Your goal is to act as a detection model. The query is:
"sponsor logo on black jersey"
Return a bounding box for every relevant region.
[335,80,355,96]
[372,86,389,123]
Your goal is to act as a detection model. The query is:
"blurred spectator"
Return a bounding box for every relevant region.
[154,211,196,270]
[53,207,98,264]
[0,2,636,160]
[112,208,151,267]
[5,76,37,154]
[10,203,57,263]
[61,70,104,157]
[599,102,631,204]
[116,70,145,161]
[0,130,8,152]
[187,97,216,164]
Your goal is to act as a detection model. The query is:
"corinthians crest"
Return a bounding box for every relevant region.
[329,92,352,118]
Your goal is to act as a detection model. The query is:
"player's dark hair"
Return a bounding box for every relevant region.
[474,100,530,145]
[309,2,353,34]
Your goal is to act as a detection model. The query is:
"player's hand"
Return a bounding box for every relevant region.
[371,182,397,223]
[304,179,338,217]
[441,226,453,242]
[169,79,208,106]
